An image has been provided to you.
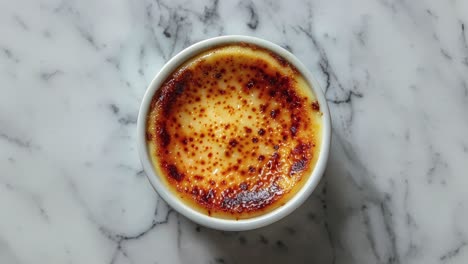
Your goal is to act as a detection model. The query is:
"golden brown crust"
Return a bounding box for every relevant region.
[147,43,321,218]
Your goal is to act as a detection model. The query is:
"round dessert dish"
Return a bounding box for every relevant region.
[137,35,331,231]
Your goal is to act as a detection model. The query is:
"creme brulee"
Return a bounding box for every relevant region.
[146,43,322,219]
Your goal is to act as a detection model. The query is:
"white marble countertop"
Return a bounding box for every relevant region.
[1,0,468,263]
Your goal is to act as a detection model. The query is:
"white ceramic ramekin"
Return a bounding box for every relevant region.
[137,35,331,231]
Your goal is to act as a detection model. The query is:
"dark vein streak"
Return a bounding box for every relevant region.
[0,133,33,149]
[163,27,171,38]
[402,178,418,258]
[1,47,19,63]
[40,70,63,81]
[440,49,453,60]
[319,60,331,91]
[201,0,219,24]
[138,45,145,75]
[462,23,467,44]
[146,2,167,61]
[105,57,120,70]
[440,242,467,261]
[106,205,174,263]
[168,14,182,58]
[109,103,136,126]
[282,44,292,52]
[328,90,363,104]
[426,149,447,184]
[37,202,50,222]
[361,205,381,261]
[324,221,336,264]
[110,104,120,114]
[109,239,131,264]
[321,180,336,264]
[13,15,29,30]
[298,26,346,93]
[136,170,145,177]
[426,9,438,19]
[461,22,468,54]
[139,45,145,62]
[118,116,137,125]
[67,177,171,264]
[462,81,468,98]
[356,30,366,46]
[380,201,400,263]
[246,3,259,30]
[117,209,174,241]
[427,152,440,180]
[76,27,99,50]
[177,214,182,249]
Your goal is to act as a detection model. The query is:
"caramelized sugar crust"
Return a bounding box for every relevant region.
[147,43,322,219]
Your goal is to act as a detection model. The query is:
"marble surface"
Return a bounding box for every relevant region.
[1,0,468,263]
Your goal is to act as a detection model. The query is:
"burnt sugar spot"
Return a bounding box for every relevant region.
[202,189,215,203]
[266,152,280,170]
[280,86,302,109]
[290,159,307,175]
[157,124,170,147]
[268,50,289,67]
[290,125,298,137]
[312,101,320,111]
[289,142,312,175]
[166,164,184,181]
[175,79,186,95]
[146,131,153,141]
[258,128,265,136]
[221,182,283,211]
[292,142,311,155]
[229,139,238,147]
[270,109,280,118]
[240,182,248,190]
[157,70,193,115]
[246,80,255,89]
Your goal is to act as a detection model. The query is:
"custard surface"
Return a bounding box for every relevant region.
[147,43,322,219]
